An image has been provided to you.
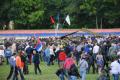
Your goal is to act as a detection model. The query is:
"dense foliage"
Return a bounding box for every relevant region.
[0,0,120,29]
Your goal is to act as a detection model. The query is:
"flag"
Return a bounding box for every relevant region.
[50,16,55,24]
[65,15,71,25]
[35,38,42,52]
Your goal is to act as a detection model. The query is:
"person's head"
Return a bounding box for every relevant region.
[18,49,22,53]
[7,46,11,49]
[33,49,37,54]
[111,55,118,61]
[98,52,102,55]
[95,43,98,46]
[68,53,72,58]
[12,53,16,56]
[82,56,86,59]
[81,52,86,59]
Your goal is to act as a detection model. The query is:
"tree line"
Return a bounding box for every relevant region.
[0,0,120,29]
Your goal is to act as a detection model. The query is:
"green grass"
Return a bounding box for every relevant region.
[0,62,99,80]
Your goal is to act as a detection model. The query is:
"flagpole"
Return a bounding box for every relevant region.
[55,24,57,37]
[55,23,59,37]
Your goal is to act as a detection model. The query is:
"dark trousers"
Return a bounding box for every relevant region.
[103,55,109,68]
[6,57,9,64]
[23,64,29,74]
[50,55,54,65]
[88,63,95,74]
[0,55,3,65]
[113,74,119,80]
[13,67,25,80]
[45,56,50,66]
[28,55,32,64]
[7,66,14,80]
[34,64,41,74]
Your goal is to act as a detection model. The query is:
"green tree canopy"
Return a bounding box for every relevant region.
[0,0,120,29]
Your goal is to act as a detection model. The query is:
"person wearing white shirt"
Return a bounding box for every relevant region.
[117,58,120,74]
[93,43,100,61]
[92,43,100,73]
[76,43,84,53]
[11,42,16,53]
[93,43,100,54]
[110,58,120,80]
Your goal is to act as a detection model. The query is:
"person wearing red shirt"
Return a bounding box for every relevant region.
[58,51,67,68]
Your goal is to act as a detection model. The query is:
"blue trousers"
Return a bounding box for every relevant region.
[80,69,87,80]
[69,76,77,80]
[59,74,65,80]
[45,56,50,65]
[113,74,119,80]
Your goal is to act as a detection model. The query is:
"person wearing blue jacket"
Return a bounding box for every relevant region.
[4,46,12,64]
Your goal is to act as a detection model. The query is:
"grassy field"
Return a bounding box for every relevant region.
[0,62,98,80]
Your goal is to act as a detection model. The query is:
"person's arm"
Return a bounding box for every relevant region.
[63,60,66,69]
[109,63,113,75]
[96,55,98,60]
[77,59,81,67]
[93,47,95,54]
[86,61,88,69]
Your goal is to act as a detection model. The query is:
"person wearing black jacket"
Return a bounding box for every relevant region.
[33,49,42,75]
[68,64,81,80]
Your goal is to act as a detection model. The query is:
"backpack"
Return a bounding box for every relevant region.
[68,64,81,78]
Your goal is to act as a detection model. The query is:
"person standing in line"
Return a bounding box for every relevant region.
[78,54,88,80]
[33,49,42,75]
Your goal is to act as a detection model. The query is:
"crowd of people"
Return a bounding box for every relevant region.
[0,34,120,80]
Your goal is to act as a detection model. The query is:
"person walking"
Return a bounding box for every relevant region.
[68,64,80,80]
[44,45,50,66]
[33,49,42,75]
[7,53,16,80]
[13,50,25,80]
[110,56,120,80]
[4,46,12,64]
[96,53,104,75]
[64,53,75,80]
[56,50,67,80]
[78,54,88,80]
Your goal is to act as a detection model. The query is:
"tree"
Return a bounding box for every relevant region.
[0,0,13,29]
[8,0,45,29]
[0,0,120,29]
